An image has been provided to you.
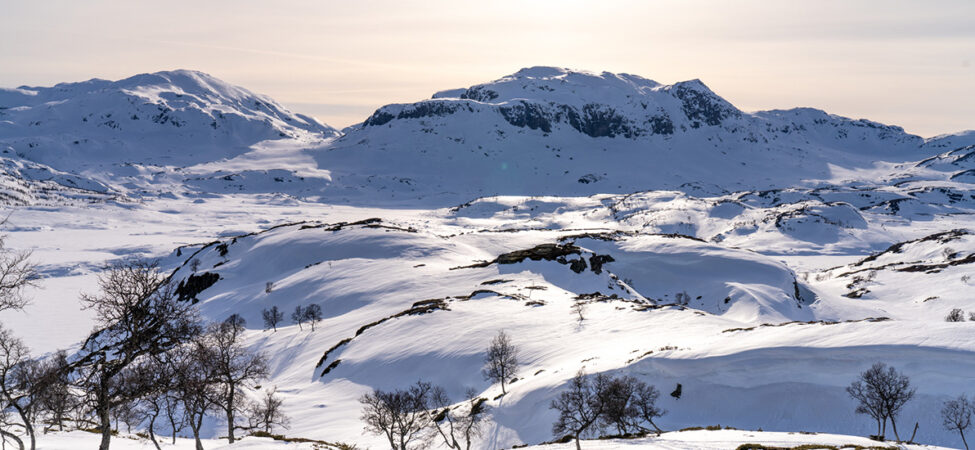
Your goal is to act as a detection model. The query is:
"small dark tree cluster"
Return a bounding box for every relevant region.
[6,259,285,450]
[846,362,915,442]
[360,381,487,450]
[359,330,509,450]
[550,370,665,450]
[290,304,323,331]
[429,387,487,450]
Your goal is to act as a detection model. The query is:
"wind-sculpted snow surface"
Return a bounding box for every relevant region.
[1,67,975,449]
[150,212,975,448]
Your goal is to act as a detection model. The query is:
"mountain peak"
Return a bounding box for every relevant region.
[0,70,338,171]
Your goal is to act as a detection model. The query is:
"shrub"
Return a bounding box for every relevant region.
[946,308,966,322]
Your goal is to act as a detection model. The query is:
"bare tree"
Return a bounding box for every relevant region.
[162,387,185,445]
[632,381,665,433]
[942,394,973,450]
[0,221,38,313]
[223,313,247,332]
[878,365,915,442]
[847,365,888,439]
[169,343,217,450]
[206,317,269,443]
[598,375,640,435]
[551,370,609,450]
[291,305,305,330]
[360,380,433,450]
[262,306,284,332]
[482,330,518,395]
[125,356,177,450]
[247,387,289,433]
[0,219,38,450]
[74,260,201,450]
[36,350,75,433]
[847,362,916,441]
[571,302,586,325]
[303,304,323,331]
[0,325,37,450]
[429,387,488,450]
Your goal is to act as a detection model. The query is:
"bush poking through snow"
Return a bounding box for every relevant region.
[572,301,587,324]
[946,308,966,322]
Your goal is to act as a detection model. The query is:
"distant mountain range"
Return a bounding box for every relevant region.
[2,67,973,205]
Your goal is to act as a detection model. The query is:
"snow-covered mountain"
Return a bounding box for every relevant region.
[2,67,975,449]
[0,70,338,198]
[314,67,974,202]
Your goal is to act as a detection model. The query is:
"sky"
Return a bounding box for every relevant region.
[1,0,973,137]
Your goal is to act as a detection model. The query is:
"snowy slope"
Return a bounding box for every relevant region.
[313,67,956,202]
[0,67,974,450]
[0,70,338,198]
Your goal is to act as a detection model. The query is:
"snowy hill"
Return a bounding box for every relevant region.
[314,67,965,202]
[0,70,337,198]
[1,67,974,450]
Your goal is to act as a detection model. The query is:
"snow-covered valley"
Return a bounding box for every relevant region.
[1,67,974,449]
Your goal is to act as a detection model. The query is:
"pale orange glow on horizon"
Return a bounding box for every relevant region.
[1,0,972,137]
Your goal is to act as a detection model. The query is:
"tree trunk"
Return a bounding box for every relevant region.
[148,414,162,450]
[168,410,178,444]
[98,379,112,450]
[960,429,969,450]
[7,396,34,450]
[890,416,901,442]
[226,384,236,443]
[226,407,235,443]
[190,416,205,450]
[909,422,918,443]
[648,418,663,433]
[574,434,582,450]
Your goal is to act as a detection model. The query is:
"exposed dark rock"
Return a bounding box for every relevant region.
[498,101,552,132]
[569,258,588,273]
[589,254,615,274]
[670,82,739,127]
[496,243,582,264]
[460,86,500,102]
[175,272,220,302]
[647,115,675,135]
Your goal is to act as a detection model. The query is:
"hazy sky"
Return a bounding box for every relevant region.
[2,0,973,137]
